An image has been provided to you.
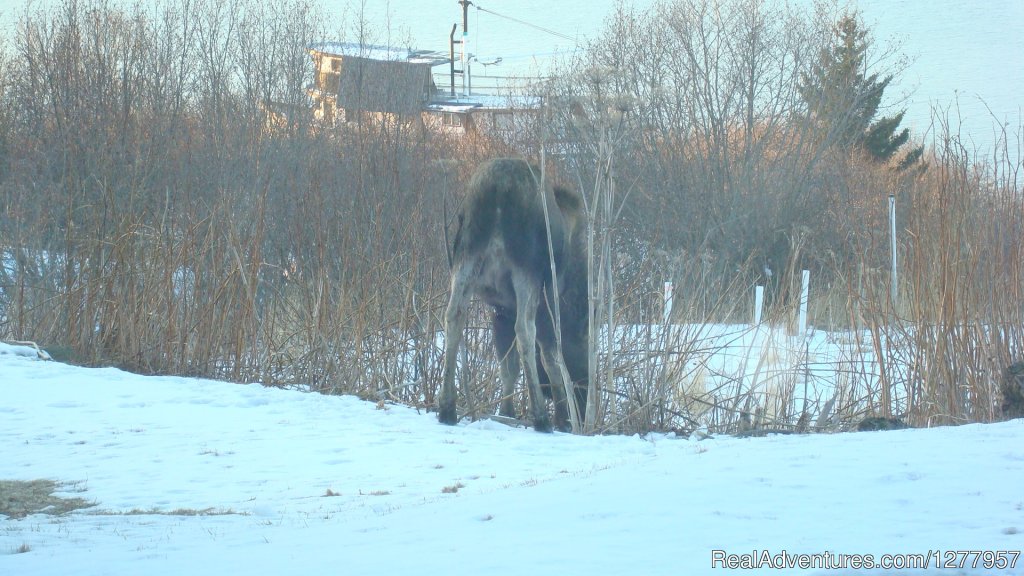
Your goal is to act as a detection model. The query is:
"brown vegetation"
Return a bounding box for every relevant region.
[0,479,94,519]
[0,0,1020,434]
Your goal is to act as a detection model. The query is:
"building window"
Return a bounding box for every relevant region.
[316,58,341,95]
[442,112,462,127]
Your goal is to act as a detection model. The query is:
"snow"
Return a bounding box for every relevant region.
[308,41,448,66]
[426,93,543,111]
[1,344,1022,575]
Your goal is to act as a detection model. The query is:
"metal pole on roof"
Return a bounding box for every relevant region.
[460,1,471,95]
[449,24,457,97]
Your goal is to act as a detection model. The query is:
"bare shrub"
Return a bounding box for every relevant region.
[0,0,455,407]
[1,0,1019,435]
[538,0,1022,433]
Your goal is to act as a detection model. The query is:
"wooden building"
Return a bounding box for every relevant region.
[308,42,539,137]
[308,42,448,125]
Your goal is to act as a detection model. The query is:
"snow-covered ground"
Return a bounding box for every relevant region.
[1,342,1022,575]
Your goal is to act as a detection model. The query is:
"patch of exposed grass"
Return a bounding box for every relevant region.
[441,482,465,494]
[0,480,94,519]
[95,507,245,517]
[360,489,391,496]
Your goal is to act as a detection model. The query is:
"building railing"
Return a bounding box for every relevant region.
[433,72,548,97]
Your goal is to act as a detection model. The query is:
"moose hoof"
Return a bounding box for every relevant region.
[438,405,458,426]
[533,417,553,433]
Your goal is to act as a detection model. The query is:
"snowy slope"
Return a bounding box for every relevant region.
[1,343,1022,575]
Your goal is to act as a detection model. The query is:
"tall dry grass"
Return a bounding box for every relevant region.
[0,0,453,404]
[0,0,1020,435]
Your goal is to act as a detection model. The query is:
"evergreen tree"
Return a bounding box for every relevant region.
[800,14,922,169]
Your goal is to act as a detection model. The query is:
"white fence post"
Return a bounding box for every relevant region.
[663,281,673,324]
[889,194,898,307]
[753,285,764,326]
[798,270,810,336]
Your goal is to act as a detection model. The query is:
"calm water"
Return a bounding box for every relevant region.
[1,0,1021,155]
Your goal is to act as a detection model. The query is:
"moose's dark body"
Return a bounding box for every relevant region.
[438,159,589,432]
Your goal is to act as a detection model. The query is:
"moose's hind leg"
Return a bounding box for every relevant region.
[512,276,552,433]
[439,266,473,425]
[539,345,573,432]
[493,311,520,419]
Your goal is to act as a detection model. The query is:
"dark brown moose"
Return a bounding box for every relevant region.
[438,159,589,432]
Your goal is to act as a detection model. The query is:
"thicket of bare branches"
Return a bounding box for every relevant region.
[0,0,456,405]
[0,0,1020,434]
[538,0,1023,431]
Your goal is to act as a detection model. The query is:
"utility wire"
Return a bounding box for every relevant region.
[472,3,579,43]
